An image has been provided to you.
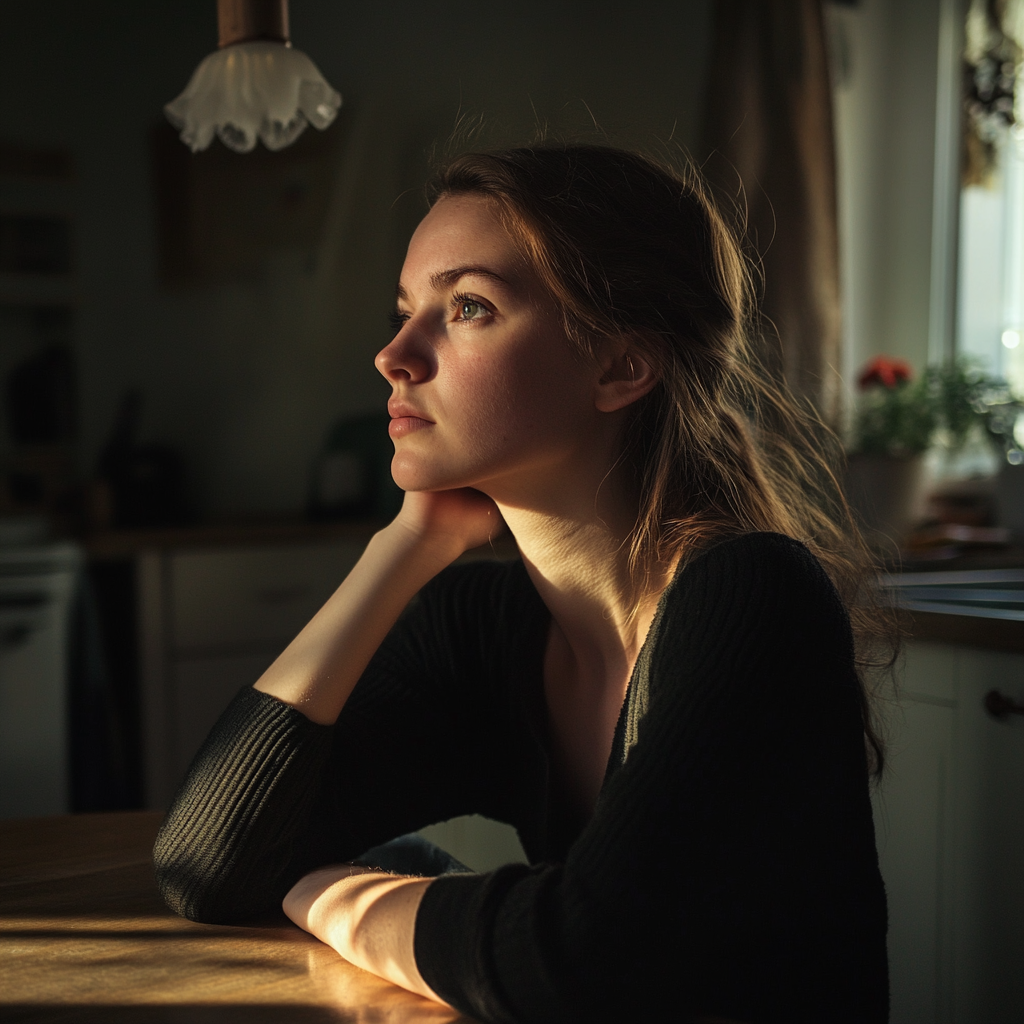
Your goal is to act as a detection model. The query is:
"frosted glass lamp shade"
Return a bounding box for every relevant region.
[165,41,341,153]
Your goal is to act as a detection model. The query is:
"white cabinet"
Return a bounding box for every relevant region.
[138,539,364,809]
[0,543,81,818]
[878,642,1024,1024]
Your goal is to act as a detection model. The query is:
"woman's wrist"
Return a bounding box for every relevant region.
[253,517,462,725]
[284,865,443,1003]
[375,516,467,574]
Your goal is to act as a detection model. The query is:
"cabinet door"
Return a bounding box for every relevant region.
[168,652,277,791]
[170,541,364,654]
[0,601,69,818]
[140,539,369,807]
[875,643,956,1024]
[950,649,1024,1024]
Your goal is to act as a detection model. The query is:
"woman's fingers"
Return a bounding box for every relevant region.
[395,488,505,553]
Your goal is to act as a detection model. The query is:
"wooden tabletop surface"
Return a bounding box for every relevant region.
[0,812,474,1023]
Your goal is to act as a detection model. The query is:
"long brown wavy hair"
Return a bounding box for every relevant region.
[427,144,896,774]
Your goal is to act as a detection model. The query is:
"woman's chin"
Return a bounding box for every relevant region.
[390,453,464,494]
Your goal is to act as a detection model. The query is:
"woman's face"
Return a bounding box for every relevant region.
[376,194,610,498]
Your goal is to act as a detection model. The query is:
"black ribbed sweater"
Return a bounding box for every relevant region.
[154,532,889,1024]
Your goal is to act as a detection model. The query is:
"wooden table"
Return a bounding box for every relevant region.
[0,812,474,1022]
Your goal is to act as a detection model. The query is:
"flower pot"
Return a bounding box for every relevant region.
[845,454,926,550]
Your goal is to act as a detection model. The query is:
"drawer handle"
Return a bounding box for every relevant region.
[984,690,1024,720]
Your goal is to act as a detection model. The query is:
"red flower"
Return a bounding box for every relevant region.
[858,356,913,390]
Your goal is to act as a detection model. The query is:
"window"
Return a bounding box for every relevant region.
[958,130,1024,390]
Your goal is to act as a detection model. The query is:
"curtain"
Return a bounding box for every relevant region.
[702,0,842,423]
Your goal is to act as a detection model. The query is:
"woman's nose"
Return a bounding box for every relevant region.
[375,329,432,383]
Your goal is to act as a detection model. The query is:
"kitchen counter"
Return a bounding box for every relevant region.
[885,568,1024,654]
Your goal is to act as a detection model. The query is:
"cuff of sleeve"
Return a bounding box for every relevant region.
[414,864,532,1023]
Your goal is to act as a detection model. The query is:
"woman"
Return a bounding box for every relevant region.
[155,145,889,1023]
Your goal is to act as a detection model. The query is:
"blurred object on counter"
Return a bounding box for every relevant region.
[905,523,1011,551]
[309,412,402,522]
[925,474,996,527]
[3,313,78,519]
[7,341,76,442]
[94,390,189,529]
[901,476,1008,560]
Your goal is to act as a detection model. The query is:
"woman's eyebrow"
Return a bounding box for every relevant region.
[430,265,509,290]
[395,265,509,301]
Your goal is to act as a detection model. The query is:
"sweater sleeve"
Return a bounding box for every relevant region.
[413,534,889,1024]
[153,686,334,922]
[153,561,518,925]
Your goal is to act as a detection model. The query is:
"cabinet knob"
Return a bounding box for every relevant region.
[984,690,1024,720]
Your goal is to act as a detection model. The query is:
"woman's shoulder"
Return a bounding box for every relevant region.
[665,531,851,642]
[644,532,857,710]
[681,530,835,593]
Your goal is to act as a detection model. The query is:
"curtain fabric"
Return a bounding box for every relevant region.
[703,0,842,423]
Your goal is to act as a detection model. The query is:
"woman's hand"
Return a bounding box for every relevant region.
[283,865,446,1004]
[393,487,505,558]
[253,488,501,726]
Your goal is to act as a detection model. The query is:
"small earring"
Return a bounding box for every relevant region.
[626,356,635,381]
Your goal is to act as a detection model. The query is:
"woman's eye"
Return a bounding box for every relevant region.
[455,298,488,321]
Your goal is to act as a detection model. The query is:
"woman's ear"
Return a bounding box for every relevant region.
[594,346,659,413]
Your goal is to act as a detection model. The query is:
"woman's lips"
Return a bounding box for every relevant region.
[388,416,433,439]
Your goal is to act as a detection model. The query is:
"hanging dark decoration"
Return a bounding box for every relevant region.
[963,0,1023,187]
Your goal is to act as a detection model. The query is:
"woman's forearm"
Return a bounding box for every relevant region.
[253,521,463,725]
[283,866,444,1003]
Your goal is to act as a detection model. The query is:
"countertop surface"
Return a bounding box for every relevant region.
[885,567,1024,653]
[0,812,473,1023]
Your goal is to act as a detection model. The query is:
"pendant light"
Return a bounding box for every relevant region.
[165,0,342,153]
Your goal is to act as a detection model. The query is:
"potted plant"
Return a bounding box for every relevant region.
[846,357,1022,547]
[846,357,934,548]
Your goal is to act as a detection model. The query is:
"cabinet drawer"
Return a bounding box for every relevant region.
[169,541,364,652]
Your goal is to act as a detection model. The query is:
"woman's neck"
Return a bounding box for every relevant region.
[493,484,676,820]
[494,485,675,692]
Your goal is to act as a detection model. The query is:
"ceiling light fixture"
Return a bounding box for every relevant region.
[165,0,341,154]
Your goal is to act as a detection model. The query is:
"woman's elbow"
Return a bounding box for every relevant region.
[152,835,254,924]
[153,853,229,923]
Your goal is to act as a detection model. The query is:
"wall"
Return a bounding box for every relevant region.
[0,0,713,518]
[828,0,953,405]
